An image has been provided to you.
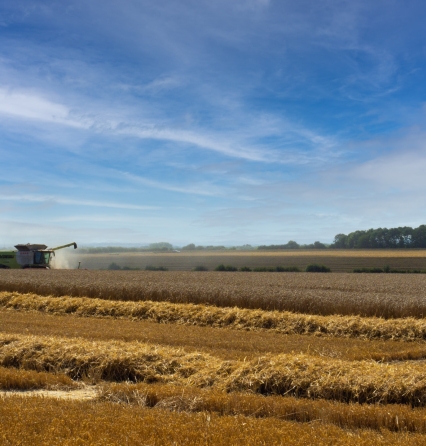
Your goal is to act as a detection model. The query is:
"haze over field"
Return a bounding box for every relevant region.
[1,1,426,246]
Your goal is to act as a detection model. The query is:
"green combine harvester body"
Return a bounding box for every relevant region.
[0,242,77,269]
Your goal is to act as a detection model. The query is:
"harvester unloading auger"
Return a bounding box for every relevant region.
[0,242,77,269]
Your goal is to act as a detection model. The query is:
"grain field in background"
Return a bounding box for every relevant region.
[69,249,426,272]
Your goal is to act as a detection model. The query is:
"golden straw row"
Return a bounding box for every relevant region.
[3,333,426,406]
[2,291,426,341]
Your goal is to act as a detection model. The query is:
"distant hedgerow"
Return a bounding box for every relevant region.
[354,267,426,274]
[252,266,299,272]
[253,267,276,272]
[193,266,208,271]
[276,266,300,272]
[145,265,168,271]
[353,268,384,273]
[215,264,238,272]
[305,264,331,273]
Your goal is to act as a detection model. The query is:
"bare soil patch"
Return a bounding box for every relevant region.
[0,386,97,400]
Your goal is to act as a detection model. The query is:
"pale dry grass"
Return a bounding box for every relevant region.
[2,270,426,317]
[3,333,426,405]
[3,291,426,342]
[3,397,426,446]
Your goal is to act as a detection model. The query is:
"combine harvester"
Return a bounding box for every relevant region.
[0,242,77,269]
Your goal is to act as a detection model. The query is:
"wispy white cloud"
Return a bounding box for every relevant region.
[0,83,340,166]
[0,194,158,211]
[119,76,183,94]
[348,140,426,192]
[0,87,70,123]
[117,126,274,162]
[116,170,229,197]
[51,214,177,224]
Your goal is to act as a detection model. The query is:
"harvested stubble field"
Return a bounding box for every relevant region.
[2,269,426,443]
[70,249,426,272]
[5,397,426,446]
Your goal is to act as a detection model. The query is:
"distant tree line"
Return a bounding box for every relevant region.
[181,244,253,251]
[78,225,426,253]
[257,241,327,250]
[258,225,426,250]
[331,225,426,249]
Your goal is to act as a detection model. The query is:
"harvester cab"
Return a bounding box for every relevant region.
[0,242,77,269]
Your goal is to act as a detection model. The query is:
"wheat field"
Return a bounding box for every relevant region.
[2,269,426,317]
[2,267,426,443]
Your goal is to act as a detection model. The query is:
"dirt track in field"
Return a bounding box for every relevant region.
[0,387,97,400]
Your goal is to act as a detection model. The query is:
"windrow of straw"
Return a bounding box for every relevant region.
[0,333,224,385]
[98,382,426,433]
[2,270,426,318]
[3,333,426,406]
[3,291,426,342]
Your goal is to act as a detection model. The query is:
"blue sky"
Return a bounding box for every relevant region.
[1,0,426,247]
